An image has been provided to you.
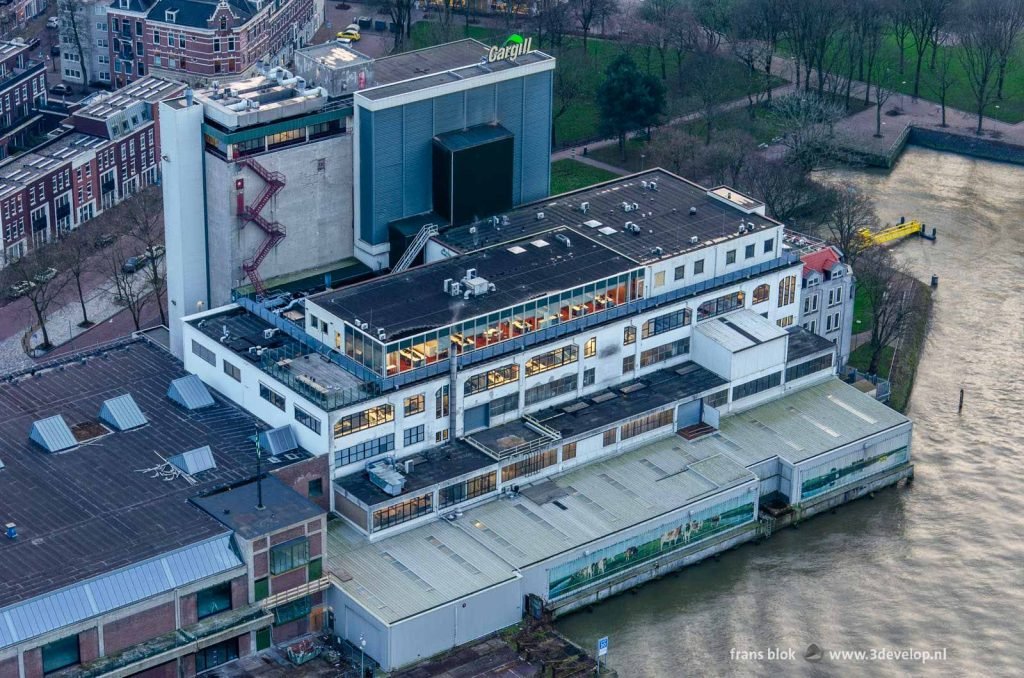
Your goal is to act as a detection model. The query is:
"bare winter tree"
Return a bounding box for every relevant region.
[1,245,69,351]
[690,0,732,53]
[889,3,913,75]
[823,186,877,266]
[701,129,756,186]
[989,0,1024,100]
[57,0,91,90]
[732,38,775,113]
[856,247,929,375]
[958,0,1004,134]
[928,38,957,127]
[552,48,587,147]
[739,158,829,224]
[57,226,98,327]
[872,66,895,138]
[427,0,459,44]
[108,187,165,325]
[769,92,845,171]
[571,0,618,52]
[638,0,682,81]
[379,0,415,51]
[785,0,846,93]
[689,52,728,144]
[648,128,706,177]
[907,0,953,99]
[729,0,786,102]
[103,236,149,332]
[534,0,572,50]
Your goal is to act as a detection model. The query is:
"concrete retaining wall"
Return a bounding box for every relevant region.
[907,127,1024,167]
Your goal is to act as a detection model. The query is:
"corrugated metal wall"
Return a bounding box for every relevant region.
[360,70,553,247]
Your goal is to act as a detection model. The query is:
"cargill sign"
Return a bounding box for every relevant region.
[488,35,534,63]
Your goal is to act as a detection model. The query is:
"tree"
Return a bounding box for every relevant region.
[427,0,459,44]
[648,128,705,176]
[889,4,913,75]
[379,0,415,51]
[732,38,775,113]
[690,0,732,53]
[958,0,1003,134]
[872,66,895,138]
[769,92,845,171]
[552,48,587,147]
[103,237,150,332]
[571,0,618,52]
[1,245,69,351]
[57,0,91,90]
[730,0,786,102]
[688,52,728,144]
[785,0,845,93]
[907,0,953,99]
[638,0,682,81]
[990,0,1024,100]
[57,227,97,327]
[597,54,667,157]
[856,247,928,375]
[108,187,166,326]
[739,158,829,224]
[928,40,957,127]
[823,186,876,266]
[534,0,572,50]
[702,130,756,186]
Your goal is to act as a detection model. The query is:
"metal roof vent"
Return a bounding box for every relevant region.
[99,393,148,431]
[168,445,217,476]
[30,415,78,453]
[167,375,215,410]
[259,425,298,456]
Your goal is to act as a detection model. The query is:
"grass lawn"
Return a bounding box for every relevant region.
[848,343,894,379]
[409,22,786,148]
[852,284,873,333]
[549,159,619,195]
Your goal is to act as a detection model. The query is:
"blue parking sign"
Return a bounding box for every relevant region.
[597,636,609,657]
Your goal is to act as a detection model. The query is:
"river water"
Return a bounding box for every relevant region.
[556,147,1024,677]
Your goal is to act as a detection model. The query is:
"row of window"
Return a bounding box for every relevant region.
[335,434,395,467]
[502,448,558,482]
[525,345,579,377]
[464,364,519,396]
[786,354,834,382]
[524,374,578,406]
[725,238,774,265]
[438,471,497,509]
[373,493,432,531]
[640,338,690,368]
[620,409,674,440]
[334,404,394,439]
[732,371,782,401]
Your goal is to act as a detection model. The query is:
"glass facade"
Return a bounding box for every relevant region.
[464,364,520,396]
[270,538,309,575]
[786,354,834,381]
[438,471,497,509]
[373,493,432,531]
[642,308,692,339]
[620,409,674,439]
[526,345,579,377]
[525,374,578,406]
[502,448,558,482]
[697,291,745,321]
[342,271,644,377]
[732,371,782,401]
[196,582,232,620]
[640,338,690,367]
[335,434,395,466]
[334,404,394,439]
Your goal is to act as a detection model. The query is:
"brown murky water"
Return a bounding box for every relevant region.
[557,147,1024,677]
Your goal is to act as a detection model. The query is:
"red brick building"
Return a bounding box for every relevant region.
[0,39,48,162]
[105,0,323,88]
[0,76,183,267]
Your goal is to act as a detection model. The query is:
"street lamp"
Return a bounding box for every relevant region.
[640,154,646,171]
[359,636,367,677]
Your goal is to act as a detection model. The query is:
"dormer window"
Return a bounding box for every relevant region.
[166,9,178,23]
[220,17,227,30]
[119,0,129,8]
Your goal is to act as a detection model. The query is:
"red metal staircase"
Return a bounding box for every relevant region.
[237,158,286,297]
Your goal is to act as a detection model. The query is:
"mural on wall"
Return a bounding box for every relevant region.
[800,445,909,500]
[547,496,756,600]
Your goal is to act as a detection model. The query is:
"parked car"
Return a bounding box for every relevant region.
[33,267,58,284]
[146,244,165,261]
[336,30,360,41]
[94,233,116,248]
[6,281,34,298]
[49,84,72,96]
[46,16,59,29]
[50,44,60,57]
[121,255,147,273]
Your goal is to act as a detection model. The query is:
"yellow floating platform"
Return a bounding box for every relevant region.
[857,220,923,247]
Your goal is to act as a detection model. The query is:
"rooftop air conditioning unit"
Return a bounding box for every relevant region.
[443,278,454,293]
[579,201,589,214]
[689,206,697,215]
[555,233,572,248]
[501,215,511,226]
[625,221,640,234]
[536,211,545,220]
[360,322,369,330]
[621,201,631,212]
[747,221,756,229]
[738,223,746,233]
[465,268,477,280]
[652,246,664,256]
[649,181,658,191]
[641,180,649,189]
[263,328,278,340]
[377,329,386,340]
[449,281,462,297]
[689,235,700,244]
[468,225,478,234]
[631,202,639,211]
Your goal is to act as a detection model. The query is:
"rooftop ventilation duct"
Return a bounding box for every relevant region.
[168,445,217,476]
[29,415,77,453]
[167,375,215,410]
[259,425,298,456]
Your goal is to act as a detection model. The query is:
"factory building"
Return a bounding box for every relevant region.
[160,38,555,358]
[175,169,914,670]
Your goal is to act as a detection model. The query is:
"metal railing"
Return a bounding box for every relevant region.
[844,367,891,402]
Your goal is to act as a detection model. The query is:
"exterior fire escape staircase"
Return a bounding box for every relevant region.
[392,223,438,274]
[237,158,286,297]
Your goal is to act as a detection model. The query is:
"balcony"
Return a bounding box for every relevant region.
[55,605,273,678]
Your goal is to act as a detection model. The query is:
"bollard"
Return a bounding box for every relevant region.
[958,388,964,413]
[931,274,939,288]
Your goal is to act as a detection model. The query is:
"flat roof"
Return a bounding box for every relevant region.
[325,517,518,624]
[295,42,372,69]
[695,309,788,353]
[359,39,554,101]
[0,340,307,608]
[435,123,512,152]
[75,76,184,121]
[525,363,727,440]
[311,226,637,340]
[438,169,779,261]
[786,327,836,362]
[0,131,107,198]
[336,441,495,507]
[192,475,324,539]
[686,379,909,467]
[455,440,755,569]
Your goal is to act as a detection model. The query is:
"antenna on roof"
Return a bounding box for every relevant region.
[254,428,265,510]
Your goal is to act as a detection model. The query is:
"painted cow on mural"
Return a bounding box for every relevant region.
[596,558,606,575]
[626,546,639,559]
[661,527,681,547]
